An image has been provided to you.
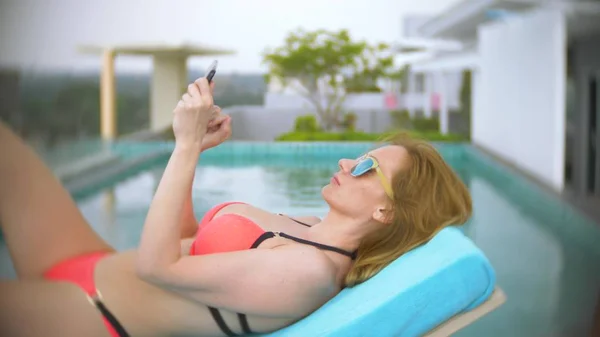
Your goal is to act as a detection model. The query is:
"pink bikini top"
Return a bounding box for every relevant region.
[188,201,356,337]
[189,201,356,258]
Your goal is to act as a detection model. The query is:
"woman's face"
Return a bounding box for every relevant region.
[322,145,409,221]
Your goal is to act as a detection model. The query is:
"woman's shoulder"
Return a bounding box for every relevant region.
[274,244,339,289]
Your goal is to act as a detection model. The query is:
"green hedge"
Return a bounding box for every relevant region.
[293,115,321,132]
[411,117,439,132]
[275,131,466,142]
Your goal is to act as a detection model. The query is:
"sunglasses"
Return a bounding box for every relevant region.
[350,154,394,199]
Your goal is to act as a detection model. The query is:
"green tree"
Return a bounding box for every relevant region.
[344,43,399,93]
[263,29,397,130]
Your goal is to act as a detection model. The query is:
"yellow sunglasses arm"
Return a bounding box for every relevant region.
[375,168,394,199]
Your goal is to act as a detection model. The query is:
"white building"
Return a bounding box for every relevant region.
[401,0,600,210]
[393,14,466,131]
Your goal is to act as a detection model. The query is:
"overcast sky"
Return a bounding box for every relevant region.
[0,0,460,73]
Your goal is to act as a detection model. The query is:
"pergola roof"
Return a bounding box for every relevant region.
[78,42,236,57]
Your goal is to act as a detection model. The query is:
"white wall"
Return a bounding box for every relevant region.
[265,91,460,112]
[473,8,566,191]
[223,106,394,141]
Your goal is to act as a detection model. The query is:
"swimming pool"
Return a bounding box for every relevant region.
[0,141,599,336]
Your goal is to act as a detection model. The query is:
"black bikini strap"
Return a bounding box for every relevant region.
[277,232,357,260]
[214,229,354,337]
[208,306,237,337]
[250,231,276,249]
[238,313,253,334]
[277,213,312,227]
[90,295,131,337]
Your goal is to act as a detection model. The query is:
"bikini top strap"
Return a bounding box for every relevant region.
[274,232,357,260]
[277,213,312,227]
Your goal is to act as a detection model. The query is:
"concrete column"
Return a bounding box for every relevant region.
[100,49,116,140]
[439,72,449,135]
[424,72,433,118]
[151,55,188,131]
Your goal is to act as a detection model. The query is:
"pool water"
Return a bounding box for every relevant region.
[0,143,599,336]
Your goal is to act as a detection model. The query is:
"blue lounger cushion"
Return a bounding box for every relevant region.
[260,226,496,337]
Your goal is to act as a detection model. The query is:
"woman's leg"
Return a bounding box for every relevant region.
[0,280,110,337]
[0,121,114,279]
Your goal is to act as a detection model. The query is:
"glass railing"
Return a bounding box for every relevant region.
[34,138,115,170]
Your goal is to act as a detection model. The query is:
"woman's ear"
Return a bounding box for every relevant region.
[372,206,393,225]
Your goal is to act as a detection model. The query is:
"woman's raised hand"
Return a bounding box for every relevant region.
[201,106,232,151]
[172,78,216,149]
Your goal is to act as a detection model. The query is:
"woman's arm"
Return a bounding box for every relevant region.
[137,78,233,278]
[137,144,201,273]
[179,106,231,240]
[180,184,198,239]
[137,77,214,275]
[140,244,337,317]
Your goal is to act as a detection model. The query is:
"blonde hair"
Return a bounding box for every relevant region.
[344,133,472,287]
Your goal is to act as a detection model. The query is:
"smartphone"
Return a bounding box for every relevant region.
[204,60,218,83]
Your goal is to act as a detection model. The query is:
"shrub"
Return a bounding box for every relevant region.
[412,116,439,132]
[275,130,465,142]
[340,112,358,131]
[276,131,381,142]
[390,109,411,129]
[293,114,320,132]
[388,111,440,132]
[407,131,465,142]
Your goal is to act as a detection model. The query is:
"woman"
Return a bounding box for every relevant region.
[0,78,472,337]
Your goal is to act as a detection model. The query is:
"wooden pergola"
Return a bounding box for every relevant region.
[78,42,235,140]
